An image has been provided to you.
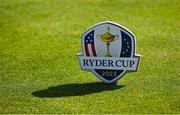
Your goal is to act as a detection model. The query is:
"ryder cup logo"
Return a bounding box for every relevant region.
[77,21,140,83]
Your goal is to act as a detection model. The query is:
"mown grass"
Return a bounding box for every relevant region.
[0,0,179,114]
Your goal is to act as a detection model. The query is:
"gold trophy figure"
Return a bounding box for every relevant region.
[97,26,119,57]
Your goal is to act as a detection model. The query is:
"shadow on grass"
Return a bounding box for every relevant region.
[32,82,124,98]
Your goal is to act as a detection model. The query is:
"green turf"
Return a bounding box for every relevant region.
[0,0,180,114]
